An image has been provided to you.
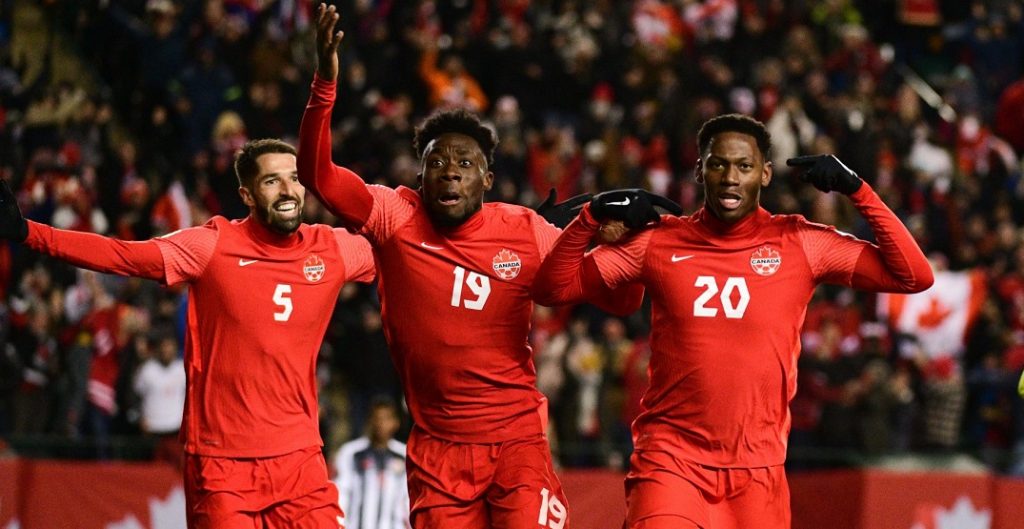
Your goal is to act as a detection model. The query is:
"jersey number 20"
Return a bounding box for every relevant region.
[693,276,749,318]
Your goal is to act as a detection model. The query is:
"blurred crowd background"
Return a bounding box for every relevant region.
[2,0,1024,476]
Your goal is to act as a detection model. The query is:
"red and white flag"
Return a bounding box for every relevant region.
[877,269,986,361]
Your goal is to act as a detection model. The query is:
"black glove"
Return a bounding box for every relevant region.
[590,188,683,229]
[534,188,592,229]
[786,154,863,195]
[0,180,27,242]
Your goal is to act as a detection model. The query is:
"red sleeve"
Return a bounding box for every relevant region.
[799,184,934,293]
[532,205,647,315]
[297,73,375,228]
[150,224,219,285]
[24,220,167,282]
[333,229,375,283]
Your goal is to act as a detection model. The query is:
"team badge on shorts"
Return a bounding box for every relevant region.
[492,248,522,280]
[303,254,326,282]
[750,245,781,276]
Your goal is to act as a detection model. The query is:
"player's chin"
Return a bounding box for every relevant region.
[428,204,475,227]
[269,214,302,234]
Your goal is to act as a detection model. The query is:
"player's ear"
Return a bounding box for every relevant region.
[482,170,494,191]
[238,186,255,207]
[694,163,704,184]
[761,160,773,187]
[415,173,423,187]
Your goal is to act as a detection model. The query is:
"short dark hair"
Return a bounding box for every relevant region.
[234,138,297,188]
[697,114,772,161]
[413,108,497,166]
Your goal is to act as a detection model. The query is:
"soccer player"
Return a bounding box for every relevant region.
[532,114,935,529]
[0,139,375,528]
[299,5,643,528]
[333,397,409,529]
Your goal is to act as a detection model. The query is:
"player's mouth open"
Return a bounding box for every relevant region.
[718,193,742,210]
[438,192,461,206]
[274,201,299,213]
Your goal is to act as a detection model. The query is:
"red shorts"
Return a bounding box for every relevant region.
[624,450,790,529]
[184,446,344,529]
[406,428,569,529]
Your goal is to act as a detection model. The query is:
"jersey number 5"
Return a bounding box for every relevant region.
[693,276,749,318]
[451,266,491,310]
[273,284,293,322]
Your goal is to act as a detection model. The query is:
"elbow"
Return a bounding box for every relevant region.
[910,267,935,293]
[530,283,565,307]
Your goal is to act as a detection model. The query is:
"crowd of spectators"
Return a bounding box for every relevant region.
[2,0,1024,475]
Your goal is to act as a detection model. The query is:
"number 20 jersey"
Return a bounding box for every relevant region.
[591,206,869,468]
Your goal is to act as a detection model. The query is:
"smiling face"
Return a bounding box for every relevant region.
[419,132,494,227]
[238,152,305,234]
[696,131,772,224]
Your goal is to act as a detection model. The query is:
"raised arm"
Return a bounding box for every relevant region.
[788,155,933,293]
[847,184,933,292]
[297,3,374,229]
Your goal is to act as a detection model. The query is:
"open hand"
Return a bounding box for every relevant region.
[0,180,28,242]
[315,3,344,80]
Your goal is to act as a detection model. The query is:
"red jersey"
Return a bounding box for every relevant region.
[298,74,641,443]
[362,185,559,442]
[533,185,933,467]
[25,216,375,457]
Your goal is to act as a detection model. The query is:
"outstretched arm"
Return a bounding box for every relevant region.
[297,3,374,229]
[25,221,166,281]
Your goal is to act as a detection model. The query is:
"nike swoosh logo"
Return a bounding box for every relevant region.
[671,254,694,263]
[238,259,259,266]
[607,198,631,206]
[420,242,443,251]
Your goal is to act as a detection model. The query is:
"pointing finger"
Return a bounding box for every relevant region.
[786,155,822,167]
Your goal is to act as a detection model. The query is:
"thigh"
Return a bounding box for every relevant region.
[716,466,790,529]
[407,431,489,529]
[184,454,261,529]
[410,499,489,529]
[488,435,568,529]
[624,450,710,529]
[263,448,345,529]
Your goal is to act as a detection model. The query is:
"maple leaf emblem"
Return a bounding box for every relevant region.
[935,496,991,529]
[492,249,522,280]
[917,297,953,329]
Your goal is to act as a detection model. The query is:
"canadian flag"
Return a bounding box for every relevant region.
[877,269,987,360]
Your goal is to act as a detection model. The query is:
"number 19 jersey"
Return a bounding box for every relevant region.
[359,185,559,443]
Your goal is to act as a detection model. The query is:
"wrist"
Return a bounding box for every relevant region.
[578,204,601,230]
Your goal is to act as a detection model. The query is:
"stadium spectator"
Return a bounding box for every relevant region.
[132,323,185,468]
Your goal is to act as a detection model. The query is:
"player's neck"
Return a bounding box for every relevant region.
[697,206,768,238]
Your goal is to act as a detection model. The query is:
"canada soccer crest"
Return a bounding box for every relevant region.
[303,254,326,282]
[749,245,781,276]
[492,248,522,280]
